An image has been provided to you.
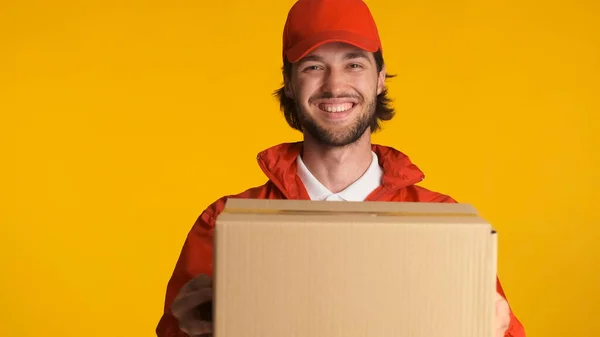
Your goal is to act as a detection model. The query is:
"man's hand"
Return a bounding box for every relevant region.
[171,274,214,337]
[495,292,510,337]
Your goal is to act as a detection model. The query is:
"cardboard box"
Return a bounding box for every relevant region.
[214,198,497,337]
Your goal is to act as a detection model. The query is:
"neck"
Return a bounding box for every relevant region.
[301,132,373,193]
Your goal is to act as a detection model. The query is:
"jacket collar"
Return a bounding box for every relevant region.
[256,142,425,200]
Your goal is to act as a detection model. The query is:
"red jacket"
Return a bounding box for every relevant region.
[156,142,525,337]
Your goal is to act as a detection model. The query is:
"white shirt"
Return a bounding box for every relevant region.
[296,151,384,201]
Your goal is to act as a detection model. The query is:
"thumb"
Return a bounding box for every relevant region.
[495,292,510,337]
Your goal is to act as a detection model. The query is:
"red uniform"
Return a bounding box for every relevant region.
[156,142,526,337]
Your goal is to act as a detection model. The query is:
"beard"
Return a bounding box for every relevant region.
[296,95,377,148]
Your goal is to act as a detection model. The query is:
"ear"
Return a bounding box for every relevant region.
[376,64,386,95]
[284,74,295,99]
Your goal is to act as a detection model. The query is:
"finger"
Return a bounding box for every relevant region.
[186,320,213,335]
[178,274,213,293]
[495,293,510,337]
[172,287,213,318]
[495,294,510,321]
[177,311,213,336]
[174,285,213,306]
[172,289,213,318]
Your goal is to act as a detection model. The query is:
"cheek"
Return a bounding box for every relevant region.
[347,74,378,95]
[356,84,377,99]
[295,79,320,102]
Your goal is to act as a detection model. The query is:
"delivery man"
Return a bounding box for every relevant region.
[156,0,526,336]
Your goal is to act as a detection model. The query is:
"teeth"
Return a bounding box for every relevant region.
[319,103,353,112]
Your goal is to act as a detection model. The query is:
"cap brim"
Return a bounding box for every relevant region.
[286,30,380,63]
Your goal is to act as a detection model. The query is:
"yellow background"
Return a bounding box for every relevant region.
[1,0,598,336]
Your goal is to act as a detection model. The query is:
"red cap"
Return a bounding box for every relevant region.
[282,0,382,63]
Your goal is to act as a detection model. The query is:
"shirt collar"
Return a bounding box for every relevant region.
[296,151,383,201]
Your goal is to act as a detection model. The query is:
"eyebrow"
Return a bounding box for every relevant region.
[343,52,371,62]
[298,54,324,63]
[297,51,373,65]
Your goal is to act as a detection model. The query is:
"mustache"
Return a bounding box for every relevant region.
[310,92,362,100]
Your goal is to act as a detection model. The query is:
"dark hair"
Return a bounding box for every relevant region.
[273,49,396,133]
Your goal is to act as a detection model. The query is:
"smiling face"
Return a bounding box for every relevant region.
[285,42,386,147]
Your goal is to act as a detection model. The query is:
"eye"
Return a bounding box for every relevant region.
[302,65,322,72]
[348,63,364,70]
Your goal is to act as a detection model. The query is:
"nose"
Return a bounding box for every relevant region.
[321,67,347,97]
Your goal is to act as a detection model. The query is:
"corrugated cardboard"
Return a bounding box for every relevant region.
[214,198,497,337]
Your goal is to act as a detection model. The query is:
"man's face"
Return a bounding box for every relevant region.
[285,42,386,147]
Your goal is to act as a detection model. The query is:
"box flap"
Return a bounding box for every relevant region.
[222,198,478,217]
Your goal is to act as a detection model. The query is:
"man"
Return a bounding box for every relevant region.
[156,0,526,336]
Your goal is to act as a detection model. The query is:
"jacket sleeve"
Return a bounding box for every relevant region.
[156,199,223,337]
[430,193,526,337]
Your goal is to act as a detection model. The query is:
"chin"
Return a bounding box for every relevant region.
[307,122,370,147]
